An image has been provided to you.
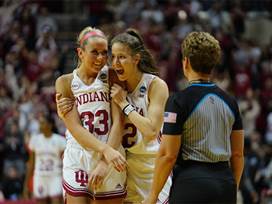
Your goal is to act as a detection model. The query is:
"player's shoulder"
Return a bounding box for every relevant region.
[56,73,73,86]
[55,73,74,97]
[152,76,168,88]
[150,76,168,94]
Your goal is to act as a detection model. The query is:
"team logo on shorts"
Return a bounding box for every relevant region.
[72,82,80,90]
[75,170,88,187]
[99,72,107,83]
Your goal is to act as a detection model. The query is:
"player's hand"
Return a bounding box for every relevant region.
[56,93,74,118]
[110,83,128,109]
[88,160,109,191]
[102,145,126,172]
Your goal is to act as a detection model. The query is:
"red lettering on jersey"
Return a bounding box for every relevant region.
[134,106,144,116]
[76,91,109,106]
[75,170,88,187]
[83,93,89,104]
[100,92,109,102]
[76,96,82,106]
[93,92,101,101]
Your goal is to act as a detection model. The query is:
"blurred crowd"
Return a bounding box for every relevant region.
[0,0,271,203]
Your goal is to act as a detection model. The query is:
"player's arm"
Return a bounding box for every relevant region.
[55,75,126,171]
[128,78,169,141]
[89,69,126,189]
[89,100,125,190]
[107,100,125,148]
[107,68,126,148]
[111,78,169,142]
[230,129,244,189]
[144,134,181,204]
[23,151,35,198]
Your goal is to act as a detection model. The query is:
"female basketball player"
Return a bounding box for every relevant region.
[110,28,171,203]
[55,27,126,204]
[23,114,66,204]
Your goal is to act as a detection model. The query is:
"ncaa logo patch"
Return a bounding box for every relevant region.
[99,72,107,83]
[139,86,146,97]
[140,85,147,93]
[72,82,80,90]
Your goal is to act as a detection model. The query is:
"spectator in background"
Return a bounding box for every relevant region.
[0,187,4,201]
[1,165,23,201]
[14,4,37,50]
[1,121,27,200]
[2,121,27,178]
[238,89,260,138]
[35,25,57,68]
[240,138,260,204]
[36,6,57,38]
[265,113,272,144]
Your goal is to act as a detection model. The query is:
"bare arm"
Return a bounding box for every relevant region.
[23,151,35,198]
[107,100,125,149]
[230,129,244,189]
[144,134,181,203]
[111,78,169,141]
[88,100,126,189]
[55,75,126,170]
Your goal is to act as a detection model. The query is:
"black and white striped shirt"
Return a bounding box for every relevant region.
[163,82,243,163]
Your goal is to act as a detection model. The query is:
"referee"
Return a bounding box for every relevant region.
[143,32,244,204]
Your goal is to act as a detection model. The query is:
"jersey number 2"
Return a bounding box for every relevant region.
[122,123,137,148]
[80,110,109,135]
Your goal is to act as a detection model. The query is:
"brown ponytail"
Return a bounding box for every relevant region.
[111,28,158,75]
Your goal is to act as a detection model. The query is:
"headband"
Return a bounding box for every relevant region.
[79,31,106,46]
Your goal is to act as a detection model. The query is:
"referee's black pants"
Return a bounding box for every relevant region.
[169,161,237,204]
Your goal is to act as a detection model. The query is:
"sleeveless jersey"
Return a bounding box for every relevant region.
[65,66,111,148]
[29,133,66,176]
[123,73,160,155]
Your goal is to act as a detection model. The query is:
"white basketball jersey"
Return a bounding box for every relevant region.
[123,73,161,155]
[29,133,66,176]
[65,66,111,147]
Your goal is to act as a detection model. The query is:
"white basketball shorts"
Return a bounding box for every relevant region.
[33,174,62,199]
[62,144,126,200]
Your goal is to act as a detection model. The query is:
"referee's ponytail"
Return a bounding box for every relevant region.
[111,28,158,75]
